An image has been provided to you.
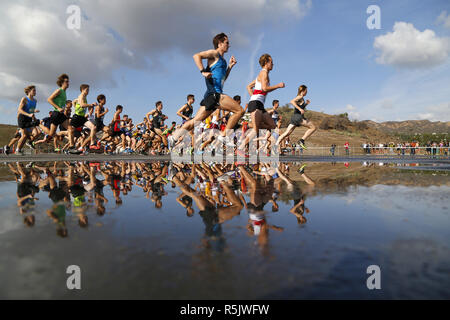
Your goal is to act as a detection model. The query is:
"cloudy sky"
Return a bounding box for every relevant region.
[0,0,449,125]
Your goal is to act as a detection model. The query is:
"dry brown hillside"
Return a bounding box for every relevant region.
[278,109,401,148]
[362,120,450,134]
[0,124,18,147]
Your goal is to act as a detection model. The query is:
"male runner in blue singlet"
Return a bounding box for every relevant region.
[170,33,244,146]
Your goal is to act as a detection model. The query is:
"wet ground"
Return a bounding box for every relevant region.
[0,160,449,299]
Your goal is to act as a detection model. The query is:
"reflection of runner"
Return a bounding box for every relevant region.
[247,212,283,254]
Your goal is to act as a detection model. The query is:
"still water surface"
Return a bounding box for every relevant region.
[0,161,448,299]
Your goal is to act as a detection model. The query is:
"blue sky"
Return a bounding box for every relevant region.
[0,0,449,125]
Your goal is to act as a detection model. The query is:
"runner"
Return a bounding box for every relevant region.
[170,33,244,147]
[47,74,70,143]
[70,84,97,152]
[146,101,168,150]
[15,85,40,155]
[111,105,126,152]
[239,54,284,150]
[94,94,108,142]
[269,100,281,126]
[275,85,316,150]
[177,94,195,124]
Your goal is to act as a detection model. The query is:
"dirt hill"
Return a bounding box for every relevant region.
[361,120,450,134]
[0,124,18,148]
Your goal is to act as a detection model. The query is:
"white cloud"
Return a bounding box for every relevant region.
[337,104,360,120]
[437,10,450,28]
[374,22,450,69]
[0,0,311,102]
[415,102,450,121]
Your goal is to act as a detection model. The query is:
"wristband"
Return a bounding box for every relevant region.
[200,68,207,73]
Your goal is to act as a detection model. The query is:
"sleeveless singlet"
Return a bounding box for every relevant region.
[114,115,121,132]
[75,98,87,117]
[294,98,307,114]
[272,109,279,121]
[95,106,104,122]
[53,88,67,111]
[181,104,193,119]
[152,110,163,129]
[249,70,269,105]
[204,54,227,98]
[24,96,37,114]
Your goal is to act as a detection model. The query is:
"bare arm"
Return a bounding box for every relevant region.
[99,107,108,118]
[17,97,32,117]
[224,55,237,81]
[176,104,189,120]
[193,49,218,78]
[247,80,256,96]
[77,93,96,109]
[47,88,63,112]
[146,110,156,123]
[291,95,305,114]
[260,70,284,93]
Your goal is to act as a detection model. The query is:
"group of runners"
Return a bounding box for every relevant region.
[4,33,316,156]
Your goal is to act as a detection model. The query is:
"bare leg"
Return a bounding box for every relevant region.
[301,120,316,140]
[276,124,295,145]
[172,106,213,141]
[17,129,29,151]
[218,94,244,136]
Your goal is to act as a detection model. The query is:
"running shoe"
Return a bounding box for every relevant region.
[161,177,169,183]
[89,144,100,150]
[54,148,61,152]
[26,141,34,149]
[3,145,10,155]
[236,149,249,158]
[298,139,307,150]
[297,164,307,174]
[15,149,24,155]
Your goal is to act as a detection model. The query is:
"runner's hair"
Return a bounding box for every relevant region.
[213,33,228,49]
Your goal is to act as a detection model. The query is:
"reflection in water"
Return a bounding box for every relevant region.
[1,160,449,299]
[6,161,317,245]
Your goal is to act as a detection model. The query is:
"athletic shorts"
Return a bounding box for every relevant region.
[71,114,87,129]
[111,130,123,137]
[201,92,221,112]
[73,128,82,138]
[58,122,67,131]
[290,113,305,127]
[94,118,104,131]
[50,111,67,126]
[18,114,34,129]
[182,118,192,125]
[247,100,267,113]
